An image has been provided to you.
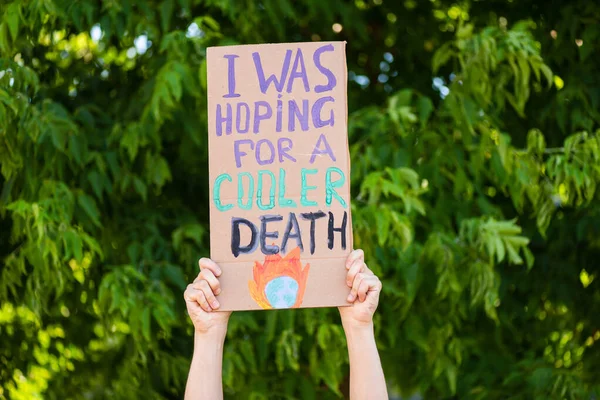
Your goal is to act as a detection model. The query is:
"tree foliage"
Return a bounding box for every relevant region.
[1,0,599,399]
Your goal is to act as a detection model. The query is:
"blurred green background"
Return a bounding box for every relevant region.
[1,0,599,399]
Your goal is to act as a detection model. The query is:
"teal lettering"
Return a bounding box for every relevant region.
[325,167,347,208]
[301,168,318,206]
[214,174,233,211]
[278,168,297,207]
[237,172,254,210]
[257,170,276,210]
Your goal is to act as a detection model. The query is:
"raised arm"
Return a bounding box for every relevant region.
[184,258,231,400]
[339,249,388,400]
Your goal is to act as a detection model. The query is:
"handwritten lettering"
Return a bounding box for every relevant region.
[212,43,349,258]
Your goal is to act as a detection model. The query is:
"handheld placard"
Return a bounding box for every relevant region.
[207,42,352,311]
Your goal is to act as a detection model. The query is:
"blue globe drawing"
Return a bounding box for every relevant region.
[264,276,299,309]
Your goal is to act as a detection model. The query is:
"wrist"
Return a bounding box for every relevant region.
[342,320,374,333]
[343,320,374,337]
[343,322,377,354]
[194,324,228,343]
[193,330,226,360]
[341,314,374,332]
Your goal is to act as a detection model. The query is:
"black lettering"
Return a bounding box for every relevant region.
[281,212,303,253]
[260,214,283,254]
[231,217,258,257]
[327,211,347,250]
[300,211,326,254]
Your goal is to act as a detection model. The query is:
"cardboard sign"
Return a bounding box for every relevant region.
[207,42,352,311]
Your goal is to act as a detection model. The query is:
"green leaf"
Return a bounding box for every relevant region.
[523,247,535,270]
[417,96,434,126]
[177,0,191,12]
[71,231,83,262]
[316,324,330,350]
[141,307,151,341]
[199,59,207,91]
[50,126,67,151]
[199,16,220,32]
[432,42,454,73]
[146,154,172,188]
[505,240,523,264]
[160,0,175,33]
[133,177,147,201]
[68,134,86,165]
[404,316,429,351]
[539,64,553,88]
[6,3,20,42]
[163,264,187,289]
[63,229,83,262]
[391,211,413,249]
[447,364,457,395]
[88,170,104,199]
[375,207,390,246]
[264,312,278,344]
[494,234,505,263]
[0,23,9,54]
[121,125,140,161]
[77,194,101,227]
[239,340,257,372]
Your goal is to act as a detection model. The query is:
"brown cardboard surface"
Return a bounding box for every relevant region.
[207,42,352,311]
[216,258,350,310]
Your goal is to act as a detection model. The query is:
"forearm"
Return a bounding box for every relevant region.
[344,323,388,400]
[185,329,227,400]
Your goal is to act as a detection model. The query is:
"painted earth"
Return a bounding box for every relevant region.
[264,276,299,309]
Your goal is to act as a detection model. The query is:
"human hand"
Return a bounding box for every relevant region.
[184,258,231,335]
[338,249,382,329]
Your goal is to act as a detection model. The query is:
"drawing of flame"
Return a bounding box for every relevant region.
[248,247,310,309]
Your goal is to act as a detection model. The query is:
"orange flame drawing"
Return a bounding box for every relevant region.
[248,247,310,309]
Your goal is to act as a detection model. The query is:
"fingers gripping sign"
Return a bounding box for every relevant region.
[197,267,222,295]
[339,249,383,326]
[192,280,217,310]
[183,250,388,400]
[185,285,210,311]
[346,249,366,288]
[198,257,222,278]
[184,258,231,333]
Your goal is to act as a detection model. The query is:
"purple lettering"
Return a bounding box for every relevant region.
[313,44,337,93]
[216,103,232,136]
[253,101,272,134]
[276,97,283,132]
[277,138,297,163]
[288,99,309,132]
[253,50,292,94]
[310,133,336,163]
[223,55,241,98]
[311,96,335,128]
[234,139,254,168]
[286,49,310,93]
[256,139,275,166]
[236,102,250,133]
